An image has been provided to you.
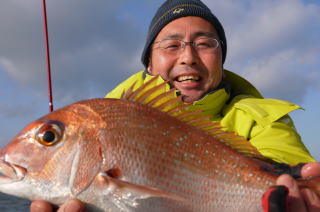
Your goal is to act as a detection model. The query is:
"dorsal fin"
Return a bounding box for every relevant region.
[120,76,264,159]
[121,82,137,99]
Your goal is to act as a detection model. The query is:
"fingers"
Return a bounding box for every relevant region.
[300,162,320,211]
[301,188,320,212]
[30,200,53,212]
[276,174,307,212]
[57,199,86,212]
[277,173,320,212]
[30,199,85,212]
[301,162,320,178]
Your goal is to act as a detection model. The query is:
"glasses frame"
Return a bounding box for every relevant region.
[153,37,220,54]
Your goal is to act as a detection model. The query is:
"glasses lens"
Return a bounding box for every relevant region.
[194,38,218,50]
[158,39,182,51]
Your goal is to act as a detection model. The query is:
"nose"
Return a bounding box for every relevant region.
[178,43,199,65]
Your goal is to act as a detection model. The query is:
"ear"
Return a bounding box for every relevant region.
[147,57,152,74]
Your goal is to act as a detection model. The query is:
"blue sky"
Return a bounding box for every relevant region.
[0,0,320,160]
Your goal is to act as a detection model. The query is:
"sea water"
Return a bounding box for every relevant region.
[0,193,30,212]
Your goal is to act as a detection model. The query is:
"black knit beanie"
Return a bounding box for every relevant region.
[141,0,227,68]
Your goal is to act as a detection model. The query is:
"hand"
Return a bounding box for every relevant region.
[30,198,85,212]
[276,162,320,212]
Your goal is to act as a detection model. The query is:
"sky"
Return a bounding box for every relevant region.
[0,0,320,160]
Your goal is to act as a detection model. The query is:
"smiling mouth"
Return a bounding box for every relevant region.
[176,75,200,83]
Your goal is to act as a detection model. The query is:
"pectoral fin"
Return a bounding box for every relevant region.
[93,172,186,210]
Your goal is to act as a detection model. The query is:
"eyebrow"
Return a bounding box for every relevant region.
[160,31,217,40]
[161,33,183,40]
[193,31,216,38]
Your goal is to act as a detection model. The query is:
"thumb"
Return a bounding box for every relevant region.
[301,162,320,178]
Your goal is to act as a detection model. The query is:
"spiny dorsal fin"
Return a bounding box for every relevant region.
[120,76,264,159]
[121,82,137,99]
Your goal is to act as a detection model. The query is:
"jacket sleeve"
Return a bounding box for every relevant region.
[249,115,315,164]
[221,97,316,165]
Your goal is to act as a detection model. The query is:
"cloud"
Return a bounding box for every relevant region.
[205,0,320,103]
[1,0,320,107]
[241,50,319,102]
[0,0,147,108]
[227,0,319,61]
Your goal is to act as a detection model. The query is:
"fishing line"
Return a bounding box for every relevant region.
[42,0,54,112]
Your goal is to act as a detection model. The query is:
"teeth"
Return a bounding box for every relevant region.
[177,75,199,82]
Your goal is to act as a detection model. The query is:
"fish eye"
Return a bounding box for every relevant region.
[36,121,64,146]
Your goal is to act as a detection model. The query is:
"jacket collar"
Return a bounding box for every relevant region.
[192,88,230,118]
[190,69,263,118]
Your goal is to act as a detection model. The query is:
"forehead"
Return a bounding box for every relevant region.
[155,16,218,40]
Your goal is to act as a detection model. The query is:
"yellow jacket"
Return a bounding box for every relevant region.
[106,70,315,164]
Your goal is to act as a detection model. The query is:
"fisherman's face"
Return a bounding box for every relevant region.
[148,16,224,103]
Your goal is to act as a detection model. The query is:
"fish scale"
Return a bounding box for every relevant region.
[92,99,274,211]
[0,77,320,211]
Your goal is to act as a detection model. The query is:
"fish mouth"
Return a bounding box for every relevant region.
[0,160,26,184]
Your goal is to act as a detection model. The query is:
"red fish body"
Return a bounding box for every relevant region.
[0,80,318,211]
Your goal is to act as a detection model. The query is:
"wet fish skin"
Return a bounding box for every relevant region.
[0,96,319,212]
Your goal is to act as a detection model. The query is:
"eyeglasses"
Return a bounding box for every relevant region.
[153,37,219,54]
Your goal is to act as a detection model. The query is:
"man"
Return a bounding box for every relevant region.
[31,0,320,211]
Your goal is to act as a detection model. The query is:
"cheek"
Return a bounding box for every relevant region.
[150,53,175,77]
[201,55,223,87]
[202,52,221,68]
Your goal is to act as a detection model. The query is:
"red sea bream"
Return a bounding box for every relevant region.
[0,77,319,211]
